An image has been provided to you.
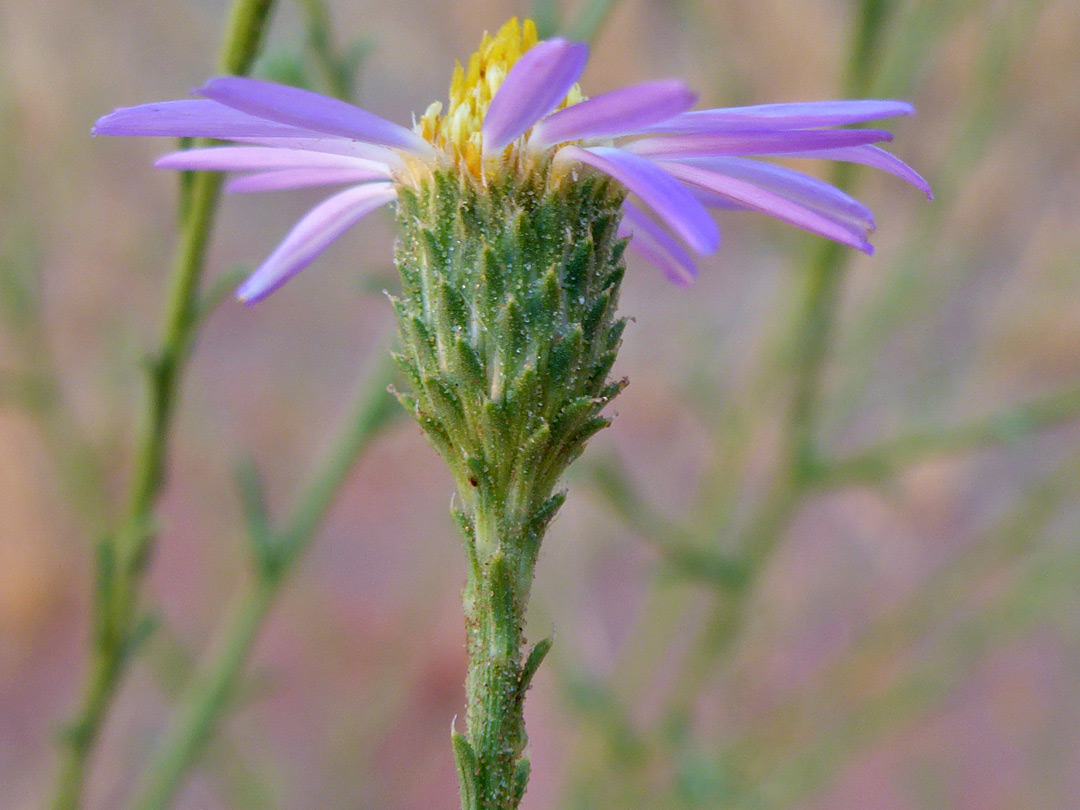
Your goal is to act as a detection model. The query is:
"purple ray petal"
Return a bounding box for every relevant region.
[230,136,403,166]
[531,80,697,146]
[93,99,320,139]
[689,186,748,211]
[198,76,432,154]
[556,145,719,253]
[661,161,874,253]
[225,167,390,194]
[642,100,916,133]
[779,144,933,199]
[237,182,397,304]
[154,146,393,174]
[482,38,589,154]
[625,128,892,159]
[684,156,875,233]
[620,226,698,287]
[619,202,699,285]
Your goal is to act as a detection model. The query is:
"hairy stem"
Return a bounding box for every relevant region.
[462,535,530,810]
[49,3,276,809]
[391,169,628,810]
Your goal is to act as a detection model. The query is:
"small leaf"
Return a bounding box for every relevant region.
[512,755,531,806]
[479,246,506,320]
[233,458,282,576]
[452,506,480,578]
[582,289,614,343]
[499,296,528,361]
[437,279,470,333]
[512,422,552,488]
[537,267,565,323]
[120,612,159,663]
[519,637,553,696]
[451,728,480,810]
[423,376,466,433]
[523,491,565,560]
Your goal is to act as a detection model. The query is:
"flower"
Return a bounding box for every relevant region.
[93,17,930,304]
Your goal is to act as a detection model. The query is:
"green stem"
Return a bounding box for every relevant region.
[296,0,353,100]
[565,0,624,42]
[456,499,552,810]
[49,3,276,809]
[126,359,398,810]
[127,581,276,810]
[817,385,1080,487]
[745,0,892,560]
[660,0,896,728]
[584,458,748,589]
[462,554,529,810]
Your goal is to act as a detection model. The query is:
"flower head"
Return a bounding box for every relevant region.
[94,17,930,303]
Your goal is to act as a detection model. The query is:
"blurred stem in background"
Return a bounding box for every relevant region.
[125,358,399,810]
[724,450,1080,809]
[529,0,624,41]
[0,87,113,535]
[740,0,894,571]
[565,0,1080,807]
[295,0,373,100]
[826,0,1048,437]
[655,0,898,731]
[47,2,277,809]
[120,4,406,806]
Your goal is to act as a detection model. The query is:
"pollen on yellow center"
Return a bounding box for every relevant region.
[418,17,584,176]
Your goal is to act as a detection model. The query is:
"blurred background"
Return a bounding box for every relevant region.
[2,1,1079,809]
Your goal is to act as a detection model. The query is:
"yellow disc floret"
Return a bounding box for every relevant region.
[417,18,583,177]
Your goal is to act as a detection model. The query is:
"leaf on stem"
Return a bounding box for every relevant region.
[512,756,531,806]
[519,636,553,697]
[198,265,252,324]
[234,458,283,576]
[451,727,480,810]
[120,613,160,664]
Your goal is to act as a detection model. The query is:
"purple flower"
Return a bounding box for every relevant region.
[93,18,930,302]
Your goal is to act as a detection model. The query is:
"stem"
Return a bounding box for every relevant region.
[743,0,892,560]
[463,553,528,810]
[817,385,1080,487]
[457,500,550,810]
[128,581,276,810]
[659,0,896,728]
[392,164,628,810]
[565,0,624,42]
[49,3,276,809]
[296,0,354,100]
[126,358,398,810]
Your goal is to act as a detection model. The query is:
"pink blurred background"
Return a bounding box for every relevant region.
[2,1,1079,809]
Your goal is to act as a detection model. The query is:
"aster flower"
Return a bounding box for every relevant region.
[94,18,929,302]
[95,19,929,810]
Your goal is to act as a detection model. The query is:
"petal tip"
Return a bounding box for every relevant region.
[235,281,266,305]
